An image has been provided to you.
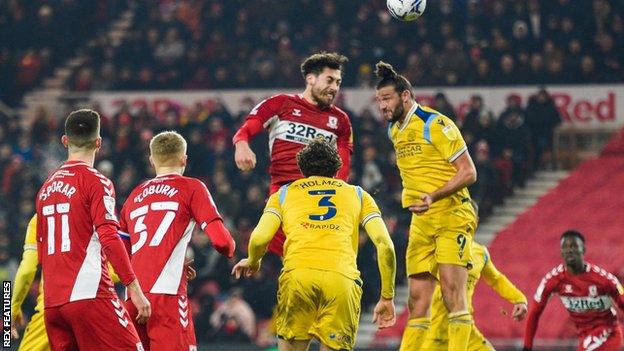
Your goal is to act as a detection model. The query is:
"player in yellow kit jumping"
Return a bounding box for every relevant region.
[375,61,478,351]
[233,140,397,351]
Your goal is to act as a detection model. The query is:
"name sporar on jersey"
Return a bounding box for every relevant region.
[38,181,77,201]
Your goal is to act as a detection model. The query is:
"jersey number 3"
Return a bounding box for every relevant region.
[308,190,337,221]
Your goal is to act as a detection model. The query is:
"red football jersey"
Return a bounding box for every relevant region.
[525,263,624,347]
[120,173,230,295]
[36,160,135,308]
[233,94,353,184]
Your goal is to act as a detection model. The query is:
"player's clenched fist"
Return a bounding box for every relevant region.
[234,141,257,171]
[512,303,528,321]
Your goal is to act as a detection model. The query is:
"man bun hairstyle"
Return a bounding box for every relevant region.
[65,109,100,149]
[375,61,413,94]
[300,52,348,78]
[296,139,342,178]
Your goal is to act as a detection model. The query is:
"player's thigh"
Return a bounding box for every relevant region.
[145,294,196,351]
[435,210,476,268]
[312,271,362,351]
[19,310,51,351]
[275,269,320,341]
[468,325,495,351]
[406,213,437,276]
[43,306,78,351]
[65,297,143,351]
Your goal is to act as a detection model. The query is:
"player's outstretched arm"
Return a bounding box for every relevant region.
[363,214,397,329]
[481,250,528,321]
[11,215,39,338]
[232,211,281,279]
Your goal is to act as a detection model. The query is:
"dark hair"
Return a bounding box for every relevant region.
[65,109,100,149]
[296,140,342,177]
[300,52,348,77]
[561,230,585,244]
[374,61,413,93]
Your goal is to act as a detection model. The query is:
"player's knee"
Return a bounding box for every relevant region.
[440,285,466,312]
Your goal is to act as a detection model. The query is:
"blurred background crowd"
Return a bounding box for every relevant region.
[0,0,597,346]
[1,0,623,104]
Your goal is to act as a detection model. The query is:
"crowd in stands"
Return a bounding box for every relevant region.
[56,0,624,92]
[0,84,560,344]
[0,0,126,106]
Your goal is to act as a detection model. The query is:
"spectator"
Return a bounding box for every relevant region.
[210,289,256,342]
[498,95,532,187]
[432,92,457,122]
[525,88,562,170]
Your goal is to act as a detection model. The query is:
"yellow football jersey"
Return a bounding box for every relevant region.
[265,176,382,280]
[12,215,44,316]
[427,243,527,340]
[389,103,471,213]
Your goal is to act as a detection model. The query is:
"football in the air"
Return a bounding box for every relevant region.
[386,0,427,21]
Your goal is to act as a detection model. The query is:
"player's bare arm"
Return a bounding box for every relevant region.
[409,151,477,214]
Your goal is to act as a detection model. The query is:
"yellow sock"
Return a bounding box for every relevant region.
[399,317,430,351]
[447,310,473,351]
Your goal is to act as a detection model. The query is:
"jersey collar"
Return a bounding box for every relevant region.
[61,160,89,168]
[397,102,419,132]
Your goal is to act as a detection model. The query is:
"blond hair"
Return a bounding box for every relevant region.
[149,131,187,166]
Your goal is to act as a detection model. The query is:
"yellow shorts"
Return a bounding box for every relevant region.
[275,268,362,350]
[19,309,50,351]
[406,206,476,276]
[421,324,494,351]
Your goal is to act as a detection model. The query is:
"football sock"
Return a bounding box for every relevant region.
[448,310,472,351]
[399,317,430,351]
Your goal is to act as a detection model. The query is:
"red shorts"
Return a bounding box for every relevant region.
[126,293,197,351]
[579,326,623,351]
[267,182,288,257]
[44,297,143,351]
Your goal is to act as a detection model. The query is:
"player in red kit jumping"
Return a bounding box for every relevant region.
[233,52,353,257]
[524,230,624,351]
[120,131,236,351]
[36,109,150,350]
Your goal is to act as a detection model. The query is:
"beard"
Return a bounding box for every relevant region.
[389,102,405,123]
[311,86,336,108]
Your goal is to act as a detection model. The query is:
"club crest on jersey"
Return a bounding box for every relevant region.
[564,284,573,293]
[292,109,302,117]
[327,116,338,129]
[589,285,598,297]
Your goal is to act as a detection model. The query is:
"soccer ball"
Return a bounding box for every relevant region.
[386,0,427,21]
